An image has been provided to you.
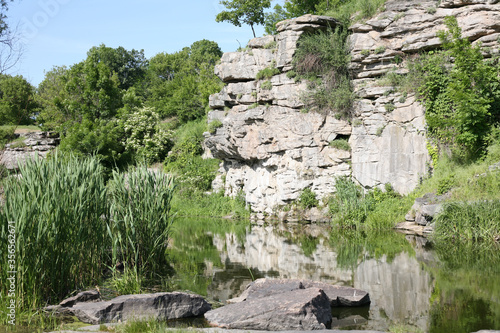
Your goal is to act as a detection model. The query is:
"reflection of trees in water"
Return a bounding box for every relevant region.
[428,243,500,332]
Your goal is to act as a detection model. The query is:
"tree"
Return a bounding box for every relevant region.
[215,0,271,38]
[0,74,38,125]
[145,40,223,122]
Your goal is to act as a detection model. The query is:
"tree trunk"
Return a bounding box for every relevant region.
[251,23,256,38]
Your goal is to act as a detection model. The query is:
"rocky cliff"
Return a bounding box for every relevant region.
[205,0,500,214]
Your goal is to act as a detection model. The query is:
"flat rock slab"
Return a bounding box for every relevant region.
[228,278,370,307]
[205,287,332,330]
[70,292,211,324]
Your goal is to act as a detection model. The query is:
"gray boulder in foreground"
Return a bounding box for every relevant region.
[205,287,332,330]
[228,278,370,307]
[69,292,211,324]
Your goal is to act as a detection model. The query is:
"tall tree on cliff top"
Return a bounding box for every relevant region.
[216,0,271,38]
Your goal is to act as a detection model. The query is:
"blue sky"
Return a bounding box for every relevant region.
[6,0,280,86]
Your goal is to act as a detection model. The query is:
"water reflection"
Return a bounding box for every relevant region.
[168,218,500,332]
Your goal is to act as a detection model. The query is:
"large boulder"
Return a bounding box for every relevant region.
[229,278,370,307]
[67,292,210,325]
[205,287,332,330]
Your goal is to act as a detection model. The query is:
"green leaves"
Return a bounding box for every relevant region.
[216,0,271,37]
[418,16,500,161]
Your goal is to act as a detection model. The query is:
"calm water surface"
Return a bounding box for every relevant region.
[168,217,500,333]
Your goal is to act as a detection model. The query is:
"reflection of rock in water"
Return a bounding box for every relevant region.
[212,225,353,285]
[331,305,370,329]
[355,252,432,331]
[208,223,433,331]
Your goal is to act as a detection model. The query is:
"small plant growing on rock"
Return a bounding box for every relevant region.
[353,119,363,127]
[376,125,386,136]
[260,80,273,90]
[394,13,406,21]
[426,7,437,14]
[299,188,319,209]
[384,103,396,112]
[207,119,223,134]
[248,103,259,110]
[264,40,277,49]
[361,49,370,56]
[375,46,386,54]
[329,138,351,151]
[256,61,280,80]
[251,91,257,98]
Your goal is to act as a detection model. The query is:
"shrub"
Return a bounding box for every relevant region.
[361,49,370,56]
[123,107,173,164]
[0,126,16,146]
[417,16,500,162]
[264,40,277,49]
[374,46,386,54]
[299,188,319,209]
[329,138,351,151]
[293,28,353,117]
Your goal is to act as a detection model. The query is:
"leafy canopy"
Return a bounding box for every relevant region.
[216,0,271,37]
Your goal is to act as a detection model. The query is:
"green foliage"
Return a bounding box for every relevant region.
[418,16,500,162]
[330,177,372,228]
[164,119,219,193]
[260,80,273,90]
[264,40,277,49]
[123,107,173,164]
[171,190,249,219]
[324,0,388,25]
[433,201,500,243]
[293,27,353,117]
[436,174,455,195]
[107,166,175,278]
[58,118,131,171]
[330,177,408,229]
[0,74,38,126]
[299,188,319,209]
[374,46,386,54]
[329,137,350,151]
[0,154,109,310]
[256,63,280,80]
[361,49,370,56]
[0,124,15,145]
[215,0,271,37]
[145,40,223,122]
[384,103,395,112]
[110,268,142,295]
[207,119,223,134]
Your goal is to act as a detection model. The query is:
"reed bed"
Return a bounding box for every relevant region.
[1,156,176,313]
[108,166,175,278]
[0,154,109,309]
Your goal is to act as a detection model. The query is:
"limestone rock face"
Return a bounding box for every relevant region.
[205,1,500,213]
[0,132,60,170]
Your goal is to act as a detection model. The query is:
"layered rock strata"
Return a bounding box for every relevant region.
[0,131,59,170]
[205,0,500,213]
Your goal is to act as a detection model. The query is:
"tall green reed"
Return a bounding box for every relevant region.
[0,154,109,310]
[107,166,175,278]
